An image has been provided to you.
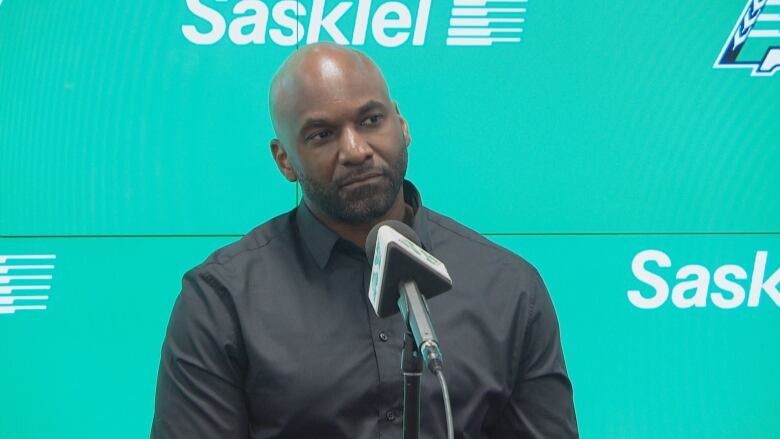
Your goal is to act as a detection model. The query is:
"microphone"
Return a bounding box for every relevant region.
[365,220,452,373]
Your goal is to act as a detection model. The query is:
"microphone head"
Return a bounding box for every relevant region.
[366,220,452,317]
[365,220,420,263]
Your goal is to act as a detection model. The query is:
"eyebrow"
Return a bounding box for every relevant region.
[357,100,386,115]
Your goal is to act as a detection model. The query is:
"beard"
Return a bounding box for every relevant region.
[296,149,408,225]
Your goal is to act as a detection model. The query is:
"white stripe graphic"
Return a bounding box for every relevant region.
[0,255,56,315]
[758,13,780,21]
[749,29,780,37]
[0,296,49,305]
[0,305,48,314]
[450,17,524,26]
[0,275,53,283]
[0,285,51,294]
[447,37,522,45]
[0,265,55,274]
[767,0,780,5]
[448,27,523,36]
[455,0,527,5]
[0,255,56,263]
[452,7,526,16]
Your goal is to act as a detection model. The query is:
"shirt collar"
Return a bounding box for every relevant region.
[295,180,432,269]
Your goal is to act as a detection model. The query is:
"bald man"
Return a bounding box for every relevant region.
[152,43,578,438]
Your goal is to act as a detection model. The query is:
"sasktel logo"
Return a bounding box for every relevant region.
[183,0,527,46]
[714,0,780,76]
[628,250,780,309]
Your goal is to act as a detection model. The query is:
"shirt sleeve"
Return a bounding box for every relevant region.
[492,269,579,438]
[151,266,249,439]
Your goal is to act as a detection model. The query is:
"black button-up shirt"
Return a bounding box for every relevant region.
[151,181,578,438]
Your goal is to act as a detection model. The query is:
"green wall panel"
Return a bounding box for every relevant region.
[493,235,780,439]
[0,238,234,438]
[2,1,778,235]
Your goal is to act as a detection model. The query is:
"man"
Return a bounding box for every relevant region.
[152,43,578,438]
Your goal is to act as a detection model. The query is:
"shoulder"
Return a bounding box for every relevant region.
[187,209,297,283]
[423,207,540,278]
[166,210,299,347]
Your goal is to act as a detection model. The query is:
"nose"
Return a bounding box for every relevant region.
[338,126,373,165]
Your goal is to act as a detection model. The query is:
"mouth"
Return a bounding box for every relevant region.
[340,172,385,188]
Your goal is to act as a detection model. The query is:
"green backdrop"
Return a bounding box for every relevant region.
[1,0,778,438]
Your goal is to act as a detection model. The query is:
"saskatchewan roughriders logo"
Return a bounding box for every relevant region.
[714,0,780,76]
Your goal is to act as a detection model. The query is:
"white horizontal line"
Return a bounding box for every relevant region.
[0,285,51,294]
[758,13,780,21]
[0,305,47,314]
[455,0,527,6]
[0,265,55,274]
[0,275,53,283]
[449,27,523,36]
[450,17,524,26]
[749,29,780,37]
[0,296,49,305]
[0,255,56,263]
[446,37,522,45]
[767,0,780,5]
[452,7,526,16]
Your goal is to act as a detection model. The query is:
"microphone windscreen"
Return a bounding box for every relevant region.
[365,218,452,317]
[365,220,420,262]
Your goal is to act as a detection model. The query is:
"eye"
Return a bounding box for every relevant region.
[306,130,333,143]
[361,114,384,127]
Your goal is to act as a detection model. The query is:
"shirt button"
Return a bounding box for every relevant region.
[386,410,396,422]
[378,331,389,342]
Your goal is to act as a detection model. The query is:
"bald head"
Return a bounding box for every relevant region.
[269,43,391,142]
[267,43,411,236]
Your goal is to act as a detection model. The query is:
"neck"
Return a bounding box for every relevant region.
[305,188,406,249]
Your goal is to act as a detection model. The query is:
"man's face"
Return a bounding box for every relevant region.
[272,53,410,225]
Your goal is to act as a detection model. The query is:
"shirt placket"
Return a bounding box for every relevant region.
[360,259,405,438]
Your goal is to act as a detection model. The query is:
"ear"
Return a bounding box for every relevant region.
[394,102,411,147]
[270,139,297,182]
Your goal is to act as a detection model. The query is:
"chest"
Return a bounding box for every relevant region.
[236,256,516,436]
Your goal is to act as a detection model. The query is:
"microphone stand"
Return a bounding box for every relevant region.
[401,322,423,439]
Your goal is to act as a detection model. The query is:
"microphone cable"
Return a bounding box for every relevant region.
[435,369,454,439]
